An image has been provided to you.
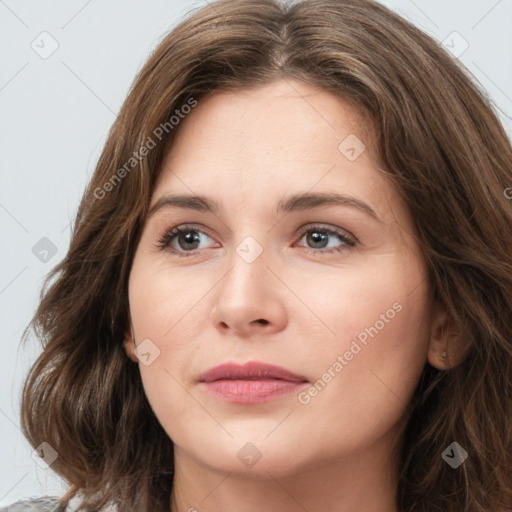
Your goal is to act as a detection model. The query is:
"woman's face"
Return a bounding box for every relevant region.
[125,78,435,477]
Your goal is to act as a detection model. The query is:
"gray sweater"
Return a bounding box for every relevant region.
[0,497,66,511]
[0,496,110,512]
[0,496,121,512]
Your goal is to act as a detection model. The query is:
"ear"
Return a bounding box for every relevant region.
[427,300,471,370]
[123,327,139,363]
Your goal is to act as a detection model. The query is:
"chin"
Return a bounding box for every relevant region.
[172,424,315,478]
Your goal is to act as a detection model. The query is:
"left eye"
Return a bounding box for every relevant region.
[295,225,356,254]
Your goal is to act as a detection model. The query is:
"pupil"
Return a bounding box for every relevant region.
[308,231,327,248]
[180,231,200,249]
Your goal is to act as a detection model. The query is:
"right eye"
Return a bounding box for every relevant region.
[157,224,219,257]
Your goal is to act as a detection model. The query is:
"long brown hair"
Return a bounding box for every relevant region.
[20,0,512,510]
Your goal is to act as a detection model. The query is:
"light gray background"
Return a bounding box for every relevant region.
[1,0,511,505]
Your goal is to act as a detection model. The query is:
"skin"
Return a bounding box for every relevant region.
[124,77,462,512]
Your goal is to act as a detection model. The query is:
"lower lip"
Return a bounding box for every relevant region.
[201,379,308,403]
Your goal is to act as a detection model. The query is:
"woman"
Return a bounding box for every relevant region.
[3,0,512,511]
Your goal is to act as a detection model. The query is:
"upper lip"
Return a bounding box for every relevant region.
[199,361,308,383]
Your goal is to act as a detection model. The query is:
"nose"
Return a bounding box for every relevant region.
[210,242,288,338]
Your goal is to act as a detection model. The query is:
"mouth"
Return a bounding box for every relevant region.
[199,361,309,403]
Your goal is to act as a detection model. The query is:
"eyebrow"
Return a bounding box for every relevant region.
[148,192,380,222]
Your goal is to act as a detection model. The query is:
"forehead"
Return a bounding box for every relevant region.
[151,78,404,227]
[164,78,372,165]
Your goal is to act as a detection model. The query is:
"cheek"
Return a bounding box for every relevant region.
[296,259,431,446]
[128,256,212,347]
[127,257,217,438]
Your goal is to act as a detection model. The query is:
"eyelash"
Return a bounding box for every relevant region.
[156,223,357,258]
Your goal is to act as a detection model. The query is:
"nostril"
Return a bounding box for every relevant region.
[256,319,269,325]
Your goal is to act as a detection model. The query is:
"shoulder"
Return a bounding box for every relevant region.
[0,497,70,512]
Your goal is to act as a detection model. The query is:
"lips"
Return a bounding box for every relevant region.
[199,361,308,383]
[199,361,309,403]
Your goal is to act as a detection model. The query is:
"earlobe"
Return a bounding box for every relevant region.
[123,330,139,363]
[427,300,470,370]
